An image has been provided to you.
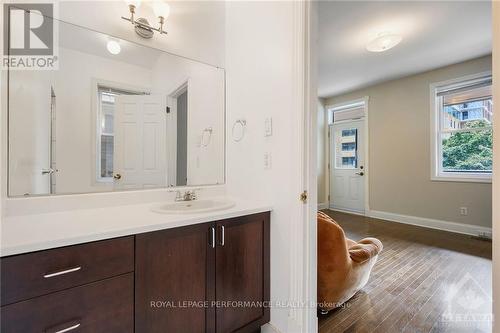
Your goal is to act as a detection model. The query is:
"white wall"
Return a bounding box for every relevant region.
[225,2,308,332]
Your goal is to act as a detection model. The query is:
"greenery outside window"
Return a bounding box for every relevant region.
[431,73,493,182]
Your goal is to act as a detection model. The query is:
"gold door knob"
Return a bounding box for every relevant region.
[113,173,122,180]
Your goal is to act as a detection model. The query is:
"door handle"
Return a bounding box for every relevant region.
[41,168,57,175]
[355,171,364,176]
[210,227,216,248]
[219,225,225,246]
[113,173,122,180]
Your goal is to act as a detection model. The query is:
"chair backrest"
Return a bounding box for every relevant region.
[317,212,351,274]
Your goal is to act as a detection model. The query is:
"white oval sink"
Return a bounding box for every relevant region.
[151,199,235,214]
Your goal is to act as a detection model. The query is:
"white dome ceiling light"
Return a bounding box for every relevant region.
[107,40,121,55]
[366,32,402,52]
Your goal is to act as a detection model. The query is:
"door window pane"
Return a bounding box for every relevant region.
[335,128,357,169]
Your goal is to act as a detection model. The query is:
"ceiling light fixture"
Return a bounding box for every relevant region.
[366,32,402,53]
[121,0,170,39]
[107,40,121,55]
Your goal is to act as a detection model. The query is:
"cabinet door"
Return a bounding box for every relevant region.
[135,223,215,333]
[215,212,270,333]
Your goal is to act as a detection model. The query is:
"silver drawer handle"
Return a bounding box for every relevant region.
[210,227,216,248]
[221,225,225,246]
[43,266,81,278]
[52,323,81,333]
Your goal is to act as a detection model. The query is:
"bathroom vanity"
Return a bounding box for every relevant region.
[0,210,270,333]
[1,8,271,333]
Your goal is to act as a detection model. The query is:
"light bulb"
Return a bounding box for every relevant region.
[124,0,141,9]
[366,32,402,53]
[107,40,121,55]
[152,1,170,18]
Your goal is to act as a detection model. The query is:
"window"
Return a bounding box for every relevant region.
[335,128,358,169]
[96,86,139,182]
[431,73,493,182]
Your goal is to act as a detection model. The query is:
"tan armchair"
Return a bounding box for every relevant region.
[317,211,383,314]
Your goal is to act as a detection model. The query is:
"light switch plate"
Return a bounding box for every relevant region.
[264,152,272,169]
[264,117,273,137]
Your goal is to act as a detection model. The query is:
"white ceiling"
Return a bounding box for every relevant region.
[59,19,162,70]
[318,1,492,98]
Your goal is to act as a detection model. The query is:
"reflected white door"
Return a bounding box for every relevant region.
[114,95,167,190]
[329,119,365,214]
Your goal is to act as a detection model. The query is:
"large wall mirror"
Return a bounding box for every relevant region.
[8,18,225,197]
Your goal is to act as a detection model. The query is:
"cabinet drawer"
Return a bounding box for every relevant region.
[1,236,134,305]
[1,273,134,333]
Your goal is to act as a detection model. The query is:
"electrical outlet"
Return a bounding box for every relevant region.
[460,207,468,216]
[477,232,492,240]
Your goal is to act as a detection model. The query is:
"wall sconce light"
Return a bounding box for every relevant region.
[121,0,170,39]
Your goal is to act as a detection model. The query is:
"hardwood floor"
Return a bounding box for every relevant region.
[318,210,492,333]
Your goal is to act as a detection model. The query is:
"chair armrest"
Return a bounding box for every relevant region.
[348,237,383,263]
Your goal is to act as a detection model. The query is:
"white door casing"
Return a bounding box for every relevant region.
[329,119,365,214]
[114,95,167,190]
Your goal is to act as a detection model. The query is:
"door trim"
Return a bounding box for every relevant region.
[326,96,370,215]
[167,78,190,187]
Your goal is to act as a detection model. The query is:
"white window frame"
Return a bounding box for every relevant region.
[430,71,493,183]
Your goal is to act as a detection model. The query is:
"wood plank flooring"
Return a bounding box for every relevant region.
[318,210,492,333]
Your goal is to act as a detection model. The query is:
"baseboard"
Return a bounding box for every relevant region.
[368,209,492,238]
[317,202,329,210]
[329,206,365,216]
[261,323,282,333]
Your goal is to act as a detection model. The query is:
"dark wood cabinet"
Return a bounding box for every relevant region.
[0,212,270,333]
[1,236,134,306]
[215,214,270,333]
[135,223,214,333]
[135,212,270,333]
[1,273,134,333]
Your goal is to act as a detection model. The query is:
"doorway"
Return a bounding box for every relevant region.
[327,99,368,215]
[176,90,188,186]
[329,119,365,213]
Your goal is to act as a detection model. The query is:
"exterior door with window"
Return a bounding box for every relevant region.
[329,120,365,213]
[113,95,167,190]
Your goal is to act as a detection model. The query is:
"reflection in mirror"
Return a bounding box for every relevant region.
[8,17,225,197]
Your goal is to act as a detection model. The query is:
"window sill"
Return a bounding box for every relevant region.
[431,174,492,184]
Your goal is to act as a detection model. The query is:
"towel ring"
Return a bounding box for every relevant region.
[201,127,213,147]
[232,119,247,142]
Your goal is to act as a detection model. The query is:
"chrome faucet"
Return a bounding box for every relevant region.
[175,190,197,202]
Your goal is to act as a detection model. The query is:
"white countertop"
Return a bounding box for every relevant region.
[1,197,272,257]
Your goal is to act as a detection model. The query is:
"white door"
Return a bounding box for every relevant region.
[329,119,365,213]
[114,95,167,190]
